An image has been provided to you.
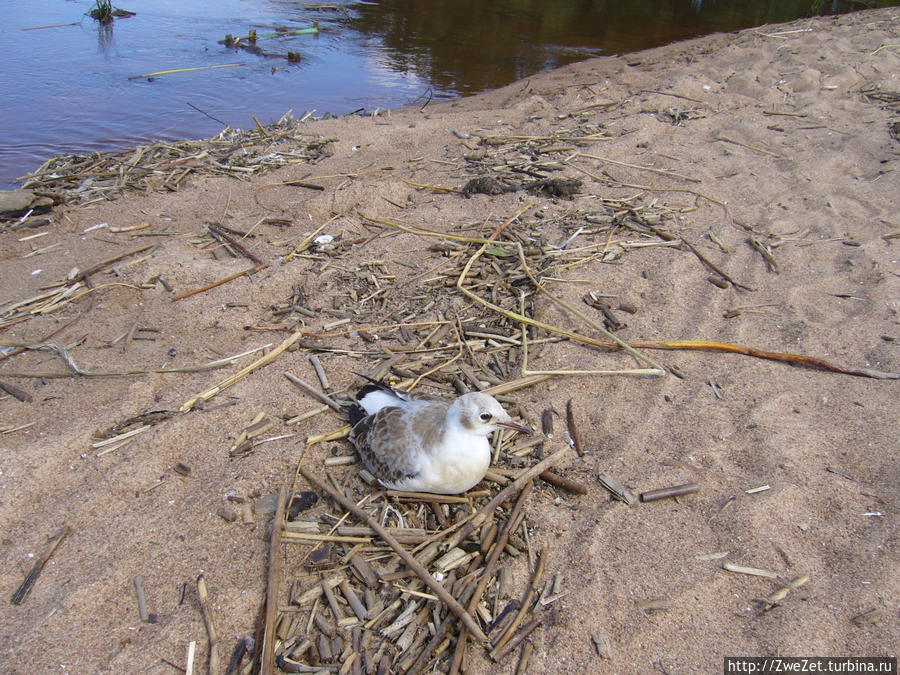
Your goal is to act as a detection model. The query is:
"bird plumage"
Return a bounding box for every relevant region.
[348,381,530,494]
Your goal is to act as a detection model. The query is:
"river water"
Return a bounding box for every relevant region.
[1,0,894,189]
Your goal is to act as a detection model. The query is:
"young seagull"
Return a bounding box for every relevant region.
[348,381,531,495]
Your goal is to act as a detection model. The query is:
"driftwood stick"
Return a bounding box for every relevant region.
[299,466,488,643]
[172,263,266,302]
[260,485,288,675]
[0,379,32,402]
[197,574,220,675]
[10,525,70,605]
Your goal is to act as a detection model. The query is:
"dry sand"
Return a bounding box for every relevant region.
[1,8,898,674]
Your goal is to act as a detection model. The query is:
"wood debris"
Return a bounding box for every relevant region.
[20,115,335,205]
[251,415,573,672]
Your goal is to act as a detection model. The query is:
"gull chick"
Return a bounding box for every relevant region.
[348,382,531,494]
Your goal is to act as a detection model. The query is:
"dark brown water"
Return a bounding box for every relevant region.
[1,0,895,189]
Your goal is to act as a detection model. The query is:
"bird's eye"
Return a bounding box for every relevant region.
[479,412,492,422]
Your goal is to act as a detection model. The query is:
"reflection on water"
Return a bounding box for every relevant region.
[0,0,895,188]
[346,0,892,95]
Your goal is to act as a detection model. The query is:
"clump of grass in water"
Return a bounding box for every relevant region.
[90,0,114,24]
[89,0,135,24]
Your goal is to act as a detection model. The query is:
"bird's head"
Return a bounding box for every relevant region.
[454,392,532,437]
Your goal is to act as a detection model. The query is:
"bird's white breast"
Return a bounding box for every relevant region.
[411,427,491,494]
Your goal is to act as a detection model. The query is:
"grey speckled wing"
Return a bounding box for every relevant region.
[349,407,418,486]
[349,401,448,488]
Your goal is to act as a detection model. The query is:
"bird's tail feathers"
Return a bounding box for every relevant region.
[353,373,409,414]
[348,402,368,428]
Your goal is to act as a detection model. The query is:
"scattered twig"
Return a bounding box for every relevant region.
[722,561,779,579]
[680,238,753,291]
[69,244,154,284]
[181,330,304,411]
[492,617,543,663]
[10,525,70,605]
[490,546,548,660]
[539,470,588,495]
[172,263,266,302]
[565,399,584,456]
[284,372,343,412]
[713,134,784,158]
[640,483,700,502]
[573,152,702,183]
[761,574,809,612]
[0,379,32,402]
[207,223,264,265]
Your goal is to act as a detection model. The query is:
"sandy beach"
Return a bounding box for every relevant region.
[1,7,898,674]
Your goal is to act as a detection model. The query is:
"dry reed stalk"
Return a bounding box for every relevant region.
[489,546,548,660]
[181,330,303,411]
[134,576,149,622]
[722,561,779,579]
[299,466,488,643]
[573,152,702,182]
[284,372,342,411]
[454,237,665,378]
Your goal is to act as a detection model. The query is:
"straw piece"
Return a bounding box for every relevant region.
[181,330,303,411]
[722,561,779,579]
[134,576,149,622]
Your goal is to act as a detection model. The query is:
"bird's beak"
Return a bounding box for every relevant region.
[497,420,532,435]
